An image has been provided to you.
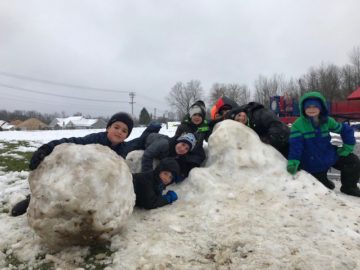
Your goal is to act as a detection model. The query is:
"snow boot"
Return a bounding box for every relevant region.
[340,186,360,197]
[318,178,335,190]
[11,195,30,216]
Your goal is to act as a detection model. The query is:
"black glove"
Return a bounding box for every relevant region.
[29,144,52,170]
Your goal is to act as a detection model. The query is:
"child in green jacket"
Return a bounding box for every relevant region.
[287,91,360,197]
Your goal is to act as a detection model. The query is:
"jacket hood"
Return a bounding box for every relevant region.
[299,91,328,118]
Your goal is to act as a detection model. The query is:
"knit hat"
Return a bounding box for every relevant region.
[176,133,197,151]
[304,98,322,111]
[157,157,180,180]
[189,105,203,118]
[189,100,206,118]
[106,112,134,136]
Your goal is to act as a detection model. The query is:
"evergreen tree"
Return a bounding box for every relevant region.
[139,107,151,125]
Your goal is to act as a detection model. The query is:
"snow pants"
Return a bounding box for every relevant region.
[312,153,360,189]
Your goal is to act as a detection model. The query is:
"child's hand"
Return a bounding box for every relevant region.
[163,190,178,203]
[337,144,354,157]
[287,160,300,175]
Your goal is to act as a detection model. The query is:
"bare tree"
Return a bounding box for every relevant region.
[341,64,357,96]
[254,74,285,107]
[349,46,360,87]
[209,83,250,106]
[166,80,204,119]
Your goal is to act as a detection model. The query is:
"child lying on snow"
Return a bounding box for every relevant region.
[133,157,180,209]
[141,132,197,183]
[12,157,181,215]
[11,112,161,216]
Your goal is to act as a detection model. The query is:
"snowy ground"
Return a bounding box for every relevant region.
[0,122,360,269]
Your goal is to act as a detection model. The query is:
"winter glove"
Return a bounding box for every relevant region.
[337,144,354,157]
[29,144,52,170]
[287,160,300,175]
[163,190,178,204]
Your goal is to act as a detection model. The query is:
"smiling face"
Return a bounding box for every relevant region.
[305,106,320,117]
[106,121,129,145]
[175,142,190,155]
[159,171,173,185]
[234,112,247,124]
[191,113,203,125]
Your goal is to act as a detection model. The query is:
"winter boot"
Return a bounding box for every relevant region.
[11,195,30,216]
[318,178,335,190]
[340,186,360,197]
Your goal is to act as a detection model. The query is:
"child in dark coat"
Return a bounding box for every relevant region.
[141,133,197,182]
[11,112,160,216]
[287,91,360,197]
[226,102,290,157]
[173,100,210,175]
[133,157,180,209]
[28,112,157,170]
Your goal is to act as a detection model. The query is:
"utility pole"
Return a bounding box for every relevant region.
[129,92,136,116]
[153,108,157,120]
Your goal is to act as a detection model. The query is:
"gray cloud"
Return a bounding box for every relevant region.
[1,0,360,117]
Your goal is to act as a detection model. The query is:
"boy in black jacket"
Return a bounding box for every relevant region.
[226,102,290,157]
[133,157,180,209]
[11,112,160,216]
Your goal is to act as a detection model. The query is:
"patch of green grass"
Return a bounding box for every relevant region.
[0,141,33,172]
[83,243,115,270]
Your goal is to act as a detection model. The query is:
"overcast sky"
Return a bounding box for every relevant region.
[1,0,360,118]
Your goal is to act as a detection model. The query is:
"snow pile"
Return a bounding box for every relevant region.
[109,120,360,269]
[27,144,135,249]
[1,124,360,269]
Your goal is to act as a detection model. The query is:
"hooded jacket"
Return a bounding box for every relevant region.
[174,100,210,146]
[288,91,356,173]
[133,158,180,209]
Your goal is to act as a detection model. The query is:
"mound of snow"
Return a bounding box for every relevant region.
[27,144,135,248]
[110,120,360,269]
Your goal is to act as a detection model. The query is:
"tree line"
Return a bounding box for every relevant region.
[2,46,360,125]
[167,46,360,119]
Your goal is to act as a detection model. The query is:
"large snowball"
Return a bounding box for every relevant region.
[27,144,135,248]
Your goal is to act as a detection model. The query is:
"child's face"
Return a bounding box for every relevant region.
[305,106,320,117]
[106,121,129,145]
[175,142,190,155]
[234,112,247,124]
[191,113,203,125]
[159,171,173,185]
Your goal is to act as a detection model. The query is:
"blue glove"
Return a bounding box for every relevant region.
[163,190,178,203]
[174,175,185,183]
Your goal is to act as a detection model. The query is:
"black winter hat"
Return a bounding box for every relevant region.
[157,157,180,179]
[106,112,134,136]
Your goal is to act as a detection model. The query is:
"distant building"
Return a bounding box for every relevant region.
[0,120,15,131]
[49,116,107,129]
[16,118,48,130]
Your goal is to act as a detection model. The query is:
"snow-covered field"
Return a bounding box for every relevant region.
[0,122,360,269]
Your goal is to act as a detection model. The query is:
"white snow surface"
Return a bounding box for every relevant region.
[0,122,359,269]
[27,144,135,249]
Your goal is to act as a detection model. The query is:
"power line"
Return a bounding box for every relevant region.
[0,71,130,93]
[0,82,128,103]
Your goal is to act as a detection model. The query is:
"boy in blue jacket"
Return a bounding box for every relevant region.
[287,91,360,197]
